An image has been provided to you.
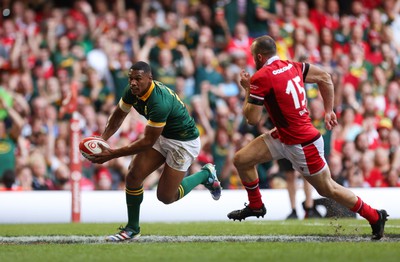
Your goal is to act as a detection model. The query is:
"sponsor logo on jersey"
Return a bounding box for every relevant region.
[272,63,293,75]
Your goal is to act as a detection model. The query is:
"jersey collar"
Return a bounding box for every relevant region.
[139,81,155,101]
[264,55,280,66]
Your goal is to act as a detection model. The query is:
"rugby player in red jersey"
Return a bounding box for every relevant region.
[228,35,388,240]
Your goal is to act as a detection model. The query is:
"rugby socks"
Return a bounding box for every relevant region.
[178,170,209,199]
[350,196,379,224]
[242,178,263,209]
[125,186,143,233]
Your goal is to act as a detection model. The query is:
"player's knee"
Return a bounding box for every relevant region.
[233,152,247,169]
[157,192,175,205]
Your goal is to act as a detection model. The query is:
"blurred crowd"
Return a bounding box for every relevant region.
[0,0,399,191]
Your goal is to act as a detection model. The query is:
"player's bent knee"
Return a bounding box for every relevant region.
[157,193,175,205]
[233,152,249,169]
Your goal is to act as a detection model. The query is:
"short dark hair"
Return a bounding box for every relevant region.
[252,35,277,57]
[130,61,152,74]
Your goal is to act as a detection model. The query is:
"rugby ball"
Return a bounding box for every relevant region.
[79,136,110,159]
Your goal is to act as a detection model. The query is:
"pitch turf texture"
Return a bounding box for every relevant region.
[1,219,400,262]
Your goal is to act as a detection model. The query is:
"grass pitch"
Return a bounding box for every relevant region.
[1,219,400,262]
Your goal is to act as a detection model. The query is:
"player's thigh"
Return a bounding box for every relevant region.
[127,148,165,186]
[235,134,273,167]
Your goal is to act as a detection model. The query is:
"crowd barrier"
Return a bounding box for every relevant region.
[0,188,399,223]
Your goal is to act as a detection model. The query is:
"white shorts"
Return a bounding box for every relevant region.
[153,136,201,172]
[262,131,327,176]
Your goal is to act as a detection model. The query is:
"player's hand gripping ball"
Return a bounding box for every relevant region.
[79,136,110,160]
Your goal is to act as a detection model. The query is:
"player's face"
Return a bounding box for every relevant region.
[251,44,264,70]
[254,55,263,70]
[252,53,265,70]
[128,69,152,96]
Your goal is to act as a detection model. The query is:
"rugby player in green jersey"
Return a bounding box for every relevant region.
[89,61,222,241]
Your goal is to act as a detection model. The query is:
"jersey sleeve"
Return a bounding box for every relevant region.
[147,100,170,128]
[302,63,310,79]
[119,86,133,112]
[291,61,310,81]
[248,72,267,106]
[118,98,132,113]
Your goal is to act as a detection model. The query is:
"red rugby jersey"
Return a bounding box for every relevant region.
[249,56,320,145]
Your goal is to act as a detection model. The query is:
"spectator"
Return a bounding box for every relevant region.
[334,15,352,49]
[371,67,388,114]
[362,113,380,150]
[384,81,400,120]
[385,168,400,187]
[80,67,114,112]
[49,35,81,81]
[245,0,277,38]
[268,21,291,60]
[29,151,54,190]
[329,153,346,185]
[16,165,33,191]
[294,0,317,35]
[389,128,400,173]
[318,45,336,75]
[377,118,393,149]
[375,145,392,170]
[360,148,383,187]
[157,46,194,91]
[332,106,362,153]
[225,22,255,70]
[193,48,223,107]
[365,9,384,65]
[93,166,113,190]
[349,0,370,29]
[379,42,399,81]
[108,50,131,104]
[289,27,307,61]
[394,114,400,132]
[309,0,327,33]
[277,4,297,42]
[325,0,340,30]
[0,92,24,180]
[1,0,399,190]
[211,66,240,99]
[344,165,367,188]
[381,0,400,50]
[0,169,22,191]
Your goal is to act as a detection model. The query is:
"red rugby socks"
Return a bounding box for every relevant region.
[242,178,263,209]
[350,196,379,224]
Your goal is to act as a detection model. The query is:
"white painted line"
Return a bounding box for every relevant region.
[1,235,398,244]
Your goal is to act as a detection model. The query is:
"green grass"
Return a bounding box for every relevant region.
[1,219,400,262]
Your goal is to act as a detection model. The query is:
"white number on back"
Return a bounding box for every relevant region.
[285,76,306,109]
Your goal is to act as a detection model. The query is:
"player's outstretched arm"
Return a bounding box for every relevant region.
[304,64,338,130]
[92,125,163,164]
[102,106,129,141]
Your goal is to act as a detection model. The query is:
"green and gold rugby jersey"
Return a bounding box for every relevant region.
[120,80,199,141]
